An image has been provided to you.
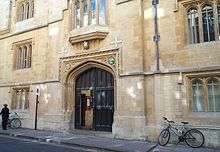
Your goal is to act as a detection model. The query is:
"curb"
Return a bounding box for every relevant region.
[0,132,120,152]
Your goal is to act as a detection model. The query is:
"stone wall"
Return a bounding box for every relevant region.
[0,0,219,148]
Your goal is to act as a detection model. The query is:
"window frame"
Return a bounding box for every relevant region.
[185,1,220,44]
[16,0,34,22]
[188,76,220,113]
[187,7,200,44]
[11,87,30,111]
[13,40,33,70]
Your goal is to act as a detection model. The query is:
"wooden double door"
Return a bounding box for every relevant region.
[75,67,114,132]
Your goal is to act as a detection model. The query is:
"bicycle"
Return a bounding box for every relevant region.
[7,112,22,129]
[158,117,205,148]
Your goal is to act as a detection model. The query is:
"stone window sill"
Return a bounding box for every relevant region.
[69,25,109,45]
[185,41,220,50]
[186,112,220,119]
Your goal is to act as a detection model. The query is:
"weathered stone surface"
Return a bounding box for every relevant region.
[0,0,220,148]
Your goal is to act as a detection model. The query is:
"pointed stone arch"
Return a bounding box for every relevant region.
[63,60,116,131]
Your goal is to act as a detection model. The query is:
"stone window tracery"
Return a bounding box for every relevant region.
[73,0,106,29]
[17,0,34,22]
[189,76,220,112]
[185,1,220,44]
[14,42,32,70]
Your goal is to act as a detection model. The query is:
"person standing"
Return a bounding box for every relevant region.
[0,104,10,130]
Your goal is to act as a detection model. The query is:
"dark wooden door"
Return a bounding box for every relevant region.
[75,68,114,132]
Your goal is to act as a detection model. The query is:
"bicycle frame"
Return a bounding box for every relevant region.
[164,121,196,143]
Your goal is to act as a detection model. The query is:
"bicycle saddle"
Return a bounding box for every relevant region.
[181,121,189,124]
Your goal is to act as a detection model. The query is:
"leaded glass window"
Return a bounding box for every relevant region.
[17,0,34,22]
[15,43,32,69]
[75,0,81,29]
[90,0,96,25]
[188,8,200,43]
[192,79,205,112]
[208,79,220,112]
[83,0,89,27]
[99,0,106,25]
[12,88,30,110]
[202,5,215,42]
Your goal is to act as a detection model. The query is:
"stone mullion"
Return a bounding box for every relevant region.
[80,0,84,27]
[17,4,21,21]
[28,44,32,68]
[18,47,22,69]
[29,0,32,18]
[25,44,29,68]
[21,90,25,110]
[198,4,204,43]
[88,0,91,25]
[17,90,21,109]
[21,46,25,69]
[214,1,220,41]
[14,47,18,69]
[203,78,209,112]
[96,0,99,25]
[72,0,76,29]
[24,2,27,20]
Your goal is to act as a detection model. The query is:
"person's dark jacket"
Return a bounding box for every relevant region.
[0,107,10,119]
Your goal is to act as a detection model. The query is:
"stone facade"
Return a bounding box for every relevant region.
[0,0,220,148]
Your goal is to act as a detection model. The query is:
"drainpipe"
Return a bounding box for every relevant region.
[152,0,160,73]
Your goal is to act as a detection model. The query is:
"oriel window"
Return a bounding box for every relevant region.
[73,0,106,28]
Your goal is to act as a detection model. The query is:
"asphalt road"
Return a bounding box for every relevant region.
[0,135,102,152]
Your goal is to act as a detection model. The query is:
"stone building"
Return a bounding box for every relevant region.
[0,0,220,148]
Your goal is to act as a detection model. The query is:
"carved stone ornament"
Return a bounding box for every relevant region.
[83,41,89,50]
[108,57,116,65]
[59,49,118,82]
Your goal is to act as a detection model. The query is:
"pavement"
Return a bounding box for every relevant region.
[0,128,219,152]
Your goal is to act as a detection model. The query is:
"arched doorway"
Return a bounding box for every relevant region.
[75,67,114,132]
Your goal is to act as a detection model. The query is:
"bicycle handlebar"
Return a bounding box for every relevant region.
[162,117,175,123]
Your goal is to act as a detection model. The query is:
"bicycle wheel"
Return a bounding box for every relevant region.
[158,129,170,146]
[185,129,205,148]
[10,118,21,129]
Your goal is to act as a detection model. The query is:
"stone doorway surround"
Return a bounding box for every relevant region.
[59,49,118,131]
